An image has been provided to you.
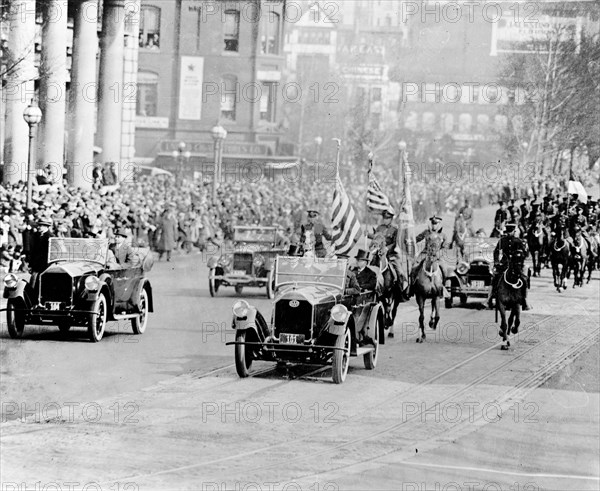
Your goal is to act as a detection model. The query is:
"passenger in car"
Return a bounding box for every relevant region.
[109,228,135,266]
[351,249,377,292]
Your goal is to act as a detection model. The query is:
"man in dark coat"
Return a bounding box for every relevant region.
[367,209,403,285]
[109,227,135,266]
[29,217,54,273]
[351,249,377,292]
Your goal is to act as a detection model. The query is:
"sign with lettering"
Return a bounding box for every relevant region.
[160,140,270,156]
[178,56,204,120]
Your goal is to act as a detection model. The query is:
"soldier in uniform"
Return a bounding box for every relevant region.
[519,197,531,228]
[367,209,404,287]
[458,199,474,236]
[299,210,332,258]
[408,216,447,297]
[108,227,135,266]
[486,222,531,310]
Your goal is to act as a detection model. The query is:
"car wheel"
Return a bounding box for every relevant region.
[88,293,107,343]
[266,269,275,299]
[445,296,453,309]
[131,289,148,334]
[363,313,380,370]
[6,299,25,339]
[234,330,253,377]
[235,285,244,295]
[208,269,220,297]
[332,328,351,384]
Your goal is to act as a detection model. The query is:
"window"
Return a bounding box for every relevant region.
[422,112,435,131]
[458,113,472,132]
[136,71,158,116]
[260,13,280,54]
[220,75,237,121]
[224,10,240,52]
[440,113,454,133]
[260,82,276,122]
[477,114,490,132]
[139,6,160,50]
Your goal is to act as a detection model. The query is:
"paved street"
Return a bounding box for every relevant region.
[1,207,599,490]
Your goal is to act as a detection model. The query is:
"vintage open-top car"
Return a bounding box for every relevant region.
[207,226,287,298]
[2,237,154,342]
[445,237,499,308]
[225,256,386,384]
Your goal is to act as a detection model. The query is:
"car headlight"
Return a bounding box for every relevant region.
[3,273,17,289]
[207,256,218,268]
[456,262,469,275]
[330,304,348,323]
[84,275,100,292]
[219,255,231,267]
[253,255,265,267]
[232,300,250,318]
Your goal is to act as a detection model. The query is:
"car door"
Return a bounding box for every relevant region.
[108,265,134,312]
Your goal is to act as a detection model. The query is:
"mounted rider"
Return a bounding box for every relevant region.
[298,209,332,258]
[408,215,448,297]
[487,222,531,311]
[367,209,404,288]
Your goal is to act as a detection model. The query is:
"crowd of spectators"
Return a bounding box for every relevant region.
[0,162,597,274]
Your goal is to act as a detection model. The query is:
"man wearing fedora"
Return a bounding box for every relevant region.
[299,209,332,258]
[408,215,448,297]
[486,222,531,310]
[367,209,404,290]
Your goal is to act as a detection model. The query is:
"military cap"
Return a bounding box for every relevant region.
[382,209,395,218]
[429,215,442,224]
[504,222,517,232]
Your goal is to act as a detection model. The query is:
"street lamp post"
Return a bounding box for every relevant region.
[521,141,529,198]
[171,141,190,183]
[23,102,43,211]
[211,124,227,202]
[398,140,407,185]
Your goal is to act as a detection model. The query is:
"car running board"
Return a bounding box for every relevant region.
[355,346,375,356]
[112,313,139,320]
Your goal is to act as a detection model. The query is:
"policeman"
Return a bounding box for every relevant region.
[350,249,377,292]
[408,215,447,296]
[367,209,404,286]
[300,210,332,258]
[486,222,531,310]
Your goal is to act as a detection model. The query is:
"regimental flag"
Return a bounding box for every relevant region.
[397,149,416,258]
[331,176,363,255]
[367,174,395,214]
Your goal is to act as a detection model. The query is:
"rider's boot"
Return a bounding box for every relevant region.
[521,281,532,310]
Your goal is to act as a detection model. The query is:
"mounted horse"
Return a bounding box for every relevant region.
[411,232,445,343]
[495,250,528,350]
[369,233,403,331]
[526,220,547,277]
[550,228,570,292]
[450,214,470,261]
[569,230,588,288]
[586,228,600,283]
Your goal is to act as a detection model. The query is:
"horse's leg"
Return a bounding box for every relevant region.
[498,303,509,350]
[432,296,440,331]
[416,296,426,343]
[552,262,559,291]
[511,305,520,335]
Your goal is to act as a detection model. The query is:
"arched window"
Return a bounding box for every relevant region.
[221,75,237,121]
[139,6,160,50]
[136,71,158,116]
[224,10,240,51]
[260,12,280,54]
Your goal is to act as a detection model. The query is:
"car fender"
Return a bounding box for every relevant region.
[3,279,32,308]
[232,306,268,341]
[85,278,113,306]
[131,278,154,312]
[326,311,353,337]
[366,303,385,345]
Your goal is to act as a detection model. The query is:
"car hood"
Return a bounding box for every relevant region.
[275,284,342,305]
[44,261,104,277]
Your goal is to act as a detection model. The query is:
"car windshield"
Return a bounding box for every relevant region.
[48,238,109,265]
[463,238,498,263]
[275,256,347,290]
[233,227,277,243]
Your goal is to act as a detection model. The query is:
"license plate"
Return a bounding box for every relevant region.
[47,302,61,311]
[231,270,247,276]
[471,280,485,289]
[280,333,305,344]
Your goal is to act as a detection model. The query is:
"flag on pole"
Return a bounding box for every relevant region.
[367,174,395,214]
[331,176,363,255]
[568,170,588,203]
[397,148,416,258]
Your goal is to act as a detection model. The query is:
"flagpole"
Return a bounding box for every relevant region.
[366,152,373,249]
[332,138,341,177]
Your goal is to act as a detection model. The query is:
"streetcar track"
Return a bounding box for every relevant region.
[99,306,590,485]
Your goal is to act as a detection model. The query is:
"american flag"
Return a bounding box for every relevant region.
[367,174,394,214]
[331,176,362,255]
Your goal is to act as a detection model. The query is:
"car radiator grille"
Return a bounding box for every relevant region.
[233,253,253,274]
[40,273,73,304]
[274,300,313,337]
[468,265,492,284]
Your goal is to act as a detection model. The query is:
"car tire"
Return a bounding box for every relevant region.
[332,328,351,384]
[363,313,380,370]
[266,269,275,299]
[208,269,219,297]
[234,330,252,378]
[88,293,107,343]
[6,299,25,339]
[131,289,148,335]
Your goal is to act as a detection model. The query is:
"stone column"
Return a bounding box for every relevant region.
[39,0,68,185]
[3,0,37,185]
[68,0,99,189]
[97,0,125,180]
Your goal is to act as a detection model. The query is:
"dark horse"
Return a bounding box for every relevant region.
[496,252,527,350]
[550,228,570,292]
[526,220,546,277]
[569,233,588,288]
[369,233,403,332]
[412,235,444,343]
[450,214,470,261]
